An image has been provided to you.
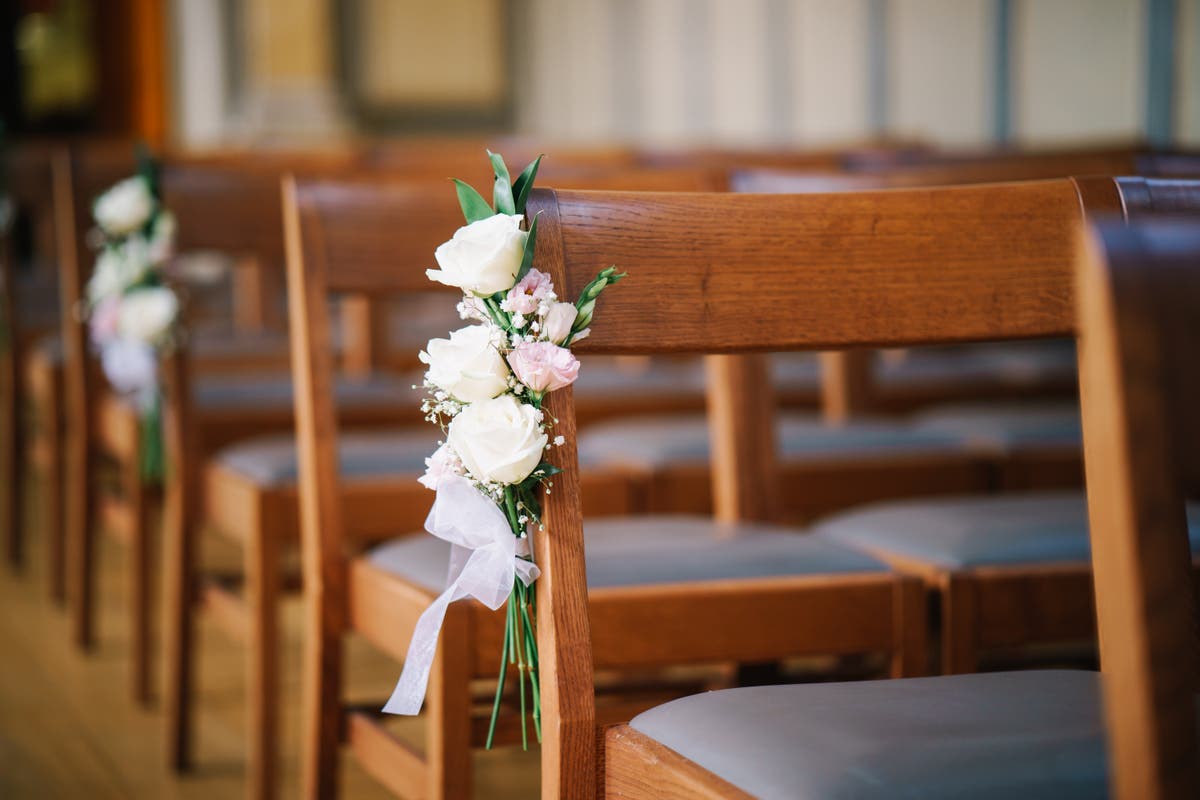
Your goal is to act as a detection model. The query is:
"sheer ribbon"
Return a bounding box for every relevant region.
[384,475,539,715]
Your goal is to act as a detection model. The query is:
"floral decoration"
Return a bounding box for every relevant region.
[383,152,624,750]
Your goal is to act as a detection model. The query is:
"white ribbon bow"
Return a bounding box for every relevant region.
[384,474,540,715]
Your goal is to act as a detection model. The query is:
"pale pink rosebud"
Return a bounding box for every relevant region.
[89,295,121,347]
[542,301,578,344]
[500,268,553,315]
[507,340,580,394]
[418,443,462,490]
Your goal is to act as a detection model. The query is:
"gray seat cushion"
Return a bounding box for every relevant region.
[877,340,1077,389]
[813,491,1200,569]
[911,401,1082,449]
[573,357,708,398]
[368,515,886,591]
[629,670,1131,799]
[577,413,970,470]
[215,428,437,486]
[193,371,417,412]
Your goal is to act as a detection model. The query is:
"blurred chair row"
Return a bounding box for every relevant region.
[1,136,1198,799]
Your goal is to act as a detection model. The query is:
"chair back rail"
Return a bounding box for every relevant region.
[1078,220,1200,800]
[55,146,136,646]
[538,181,1094,355]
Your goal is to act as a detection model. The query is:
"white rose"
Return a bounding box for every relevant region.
[117,286,179,345]
[88,238,154,305]
[447,394,547,485]
[428,213,527,296]
[87,249,127,305]
[419,324,510,403]
[94,176,155,236]
[542,301,579,344]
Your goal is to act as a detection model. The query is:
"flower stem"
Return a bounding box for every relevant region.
[485,589,514,749]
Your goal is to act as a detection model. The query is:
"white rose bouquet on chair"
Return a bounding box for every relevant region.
[384,152,623,750]
[85,150,179,481]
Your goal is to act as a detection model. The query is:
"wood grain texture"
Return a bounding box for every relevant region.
[540,181,1086,353]
[704,354,777,522]
[160,346,198,769]
[1077,221,1200,800]
[0,200,20,568]
[527,189,598,800]
[284,175,349,800]
[605,725,753,800]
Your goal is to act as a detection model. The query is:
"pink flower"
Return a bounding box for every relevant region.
[500,269,553,315]
[418,443,462,491]
[507,341,580,394]
[89,296,121,347]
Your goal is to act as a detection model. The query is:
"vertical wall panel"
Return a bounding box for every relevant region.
[1180,0,1200,143]
[890,0,991,145]
[172,0,230,146]
[794,0,871,143]
[710,0,772,143]
[564,0,616,140]
[1014,0,1144,143]
[641,0,693,142]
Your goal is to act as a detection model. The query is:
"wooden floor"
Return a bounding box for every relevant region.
[0,479,539,799]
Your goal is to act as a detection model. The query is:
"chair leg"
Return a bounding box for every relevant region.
[247,530,282,800]
[301,576,344,800]
[941,575,979,675]
[3,373,23,570]
[426,604,472,800]
[890,576,928,678]
[126,452,153,705]
[163,479,198,771]
[45,387,65,604]
[66,439,96,650]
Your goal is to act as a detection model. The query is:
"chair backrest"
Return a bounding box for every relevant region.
[733,172,1200,421]
[518,179,1160,797]
[280,164,728,794]
[1077,219,1200,800]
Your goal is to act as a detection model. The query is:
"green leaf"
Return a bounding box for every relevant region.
[488,151,516,215]
[453,179,494,223]
[515,214,540,282]
[535,462,563,477]
[512,155,543,214]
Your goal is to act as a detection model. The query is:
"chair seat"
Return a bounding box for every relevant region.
[367,515,886,591]
[192,370,417,412]
[628,669,1166,799]
[577,413,970,470]
[877,339,1077,389]
[573,357,708,398]
[812,490,1200,569]
[215,428,437,487]
[910,401,1081,450]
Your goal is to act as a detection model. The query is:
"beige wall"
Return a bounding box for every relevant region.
[889,0,991,145]
[171,0,1195,148]
[1182,0,1200,143]
[1013,0,1143,144]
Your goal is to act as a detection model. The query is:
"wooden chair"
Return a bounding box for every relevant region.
[286,176,926,799]
[602,212,1200,800]
[2,143,67,583]
[805,177,1200,674]
[573,152,1185,529]
[164,165,713,799]
[495,181,1172,797]
[1077,218,1200,800]
[53,148,417,708]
